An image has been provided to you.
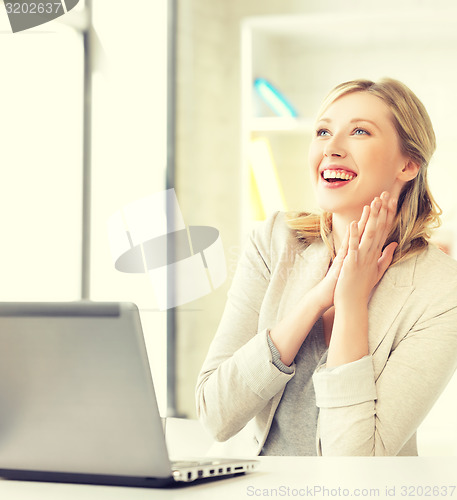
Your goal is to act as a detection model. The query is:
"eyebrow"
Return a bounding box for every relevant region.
[317,117,381,131]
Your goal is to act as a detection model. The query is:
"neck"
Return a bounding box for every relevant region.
[331,211,362,252]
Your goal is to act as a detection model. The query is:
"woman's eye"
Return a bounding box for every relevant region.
[353,128,370,136]
[316,129,330,137]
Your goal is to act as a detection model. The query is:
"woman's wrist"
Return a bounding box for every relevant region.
[334,293,370,310]
[269,286,328,367]
[312,280,336,314]
[326,300,369,368]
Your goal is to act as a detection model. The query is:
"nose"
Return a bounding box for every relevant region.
[323,135,347,158]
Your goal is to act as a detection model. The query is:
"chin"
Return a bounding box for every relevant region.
[316,186,378,214]
[316,197,362,218]
[315,195,349,214]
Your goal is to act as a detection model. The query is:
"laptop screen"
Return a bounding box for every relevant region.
[0,301,171,479]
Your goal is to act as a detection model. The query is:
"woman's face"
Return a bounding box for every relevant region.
[309,91,411,219]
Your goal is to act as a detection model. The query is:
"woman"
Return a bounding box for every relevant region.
[195,78,457,456]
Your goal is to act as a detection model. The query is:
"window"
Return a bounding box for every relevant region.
[0,5,84,301]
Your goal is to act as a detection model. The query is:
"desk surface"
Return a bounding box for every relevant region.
[1,457,456,499]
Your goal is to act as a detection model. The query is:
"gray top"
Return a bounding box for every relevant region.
[261,318,328,456]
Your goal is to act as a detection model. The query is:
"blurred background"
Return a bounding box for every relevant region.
[1,0,456,455]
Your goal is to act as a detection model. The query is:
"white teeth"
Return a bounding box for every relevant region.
[322,170,355,181]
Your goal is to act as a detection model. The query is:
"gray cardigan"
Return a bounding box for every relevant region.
[195,212,457,456]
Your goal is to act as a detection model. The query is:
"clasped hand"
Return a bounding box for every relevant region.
[316,191,398,311]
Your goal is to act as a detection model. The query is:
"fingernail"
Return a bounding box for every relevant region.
[374,199,381,209]
[390,198,397,208]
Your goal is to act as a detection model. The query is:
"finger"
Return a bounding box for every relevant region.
[329,226,349,275]
[374,192,390,251]
[340,224,350,253]
[357,205,370,240]
[348,221,359,262]
[359,197,381,253]
[384,196,397,238]
[377,241,398,282]
[378,194,397,250]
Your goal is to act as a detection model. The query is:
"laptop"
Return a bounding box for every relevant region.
[0,301,258,487]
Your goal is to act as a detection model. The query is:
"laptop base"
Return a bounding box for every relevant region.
[0,468,248,489]
[0,468,175,488]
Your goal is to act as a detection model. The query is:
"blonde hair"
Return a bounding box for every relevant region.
[287,78,441,264]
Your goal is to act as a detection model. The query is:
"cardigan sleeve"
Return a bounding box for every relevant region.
[195,212,294,442]
[312,284,457,456]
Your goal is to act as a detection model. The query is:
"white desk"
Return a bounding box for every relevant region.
[1,457,456,499]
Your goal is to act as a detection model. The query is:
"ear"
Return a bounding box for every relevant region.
[397,159,420,182]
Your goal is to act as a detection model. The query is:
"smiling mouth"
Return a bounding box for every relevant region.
[321,169,357,183]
